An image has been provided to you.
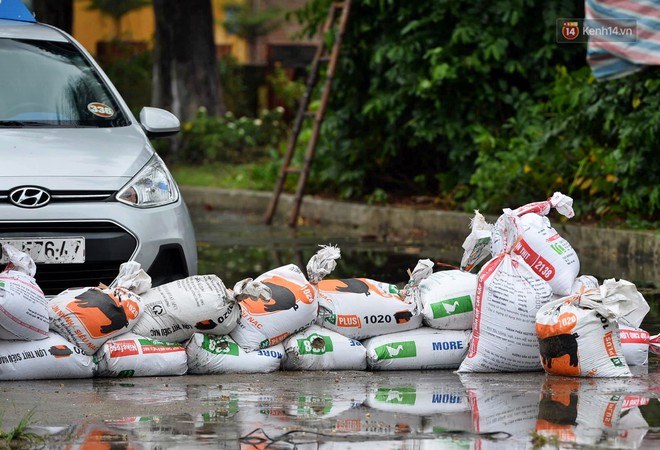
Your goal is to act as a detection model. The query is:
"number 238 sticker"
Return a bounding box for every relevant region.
[87,102,114,118]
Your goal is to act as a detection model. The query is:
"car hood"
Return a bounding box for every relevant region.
[0,126,154,190]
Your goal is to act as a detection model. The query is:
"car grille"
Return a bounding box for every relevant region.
[0,190,115,205]
[0,221,137,296]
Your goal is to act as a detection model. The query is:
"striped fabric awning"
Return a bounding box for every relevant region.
[586,0,660,80]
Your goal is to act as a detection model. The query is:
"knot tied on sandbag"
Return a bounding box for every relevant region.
[232,278,272,303]
[401,258,434,305]
[1,243,37,277]
[108,261,152,294]
[306,244,341,284]
[0,243,49,340]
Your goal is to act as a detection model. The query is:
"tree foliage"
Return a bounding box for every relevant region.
[292,0,658,227]
[223,1,283,63]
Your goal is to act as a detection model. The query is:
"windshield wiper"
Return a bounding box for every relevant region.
[0,120,51,127]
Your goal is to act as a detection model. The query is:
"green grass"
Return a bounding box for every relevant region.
[170,162,279,192]
[0,408,43,447]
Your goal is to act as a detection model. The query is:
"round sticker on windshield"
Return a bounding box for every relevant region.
[87,102,115,118]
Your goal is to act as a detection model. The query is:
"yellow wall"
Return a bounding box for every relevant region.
[72,0,248,62]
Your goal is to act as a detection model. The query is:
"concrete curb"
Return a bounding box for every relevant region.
[181,186,659,283]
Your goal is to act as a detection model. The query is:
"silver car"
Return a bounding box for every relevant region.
[0,2,197,295]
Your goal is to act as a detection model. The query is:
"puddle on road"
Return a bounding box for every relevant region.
[17,367,660,449]
[193,209,464,286]
[192,209,659,290]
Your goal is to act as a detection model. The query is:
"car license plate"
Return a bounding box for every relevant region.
[0,238,85,264]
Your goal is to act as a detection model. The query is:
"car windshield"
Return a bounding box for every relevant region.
[0,38,129,127]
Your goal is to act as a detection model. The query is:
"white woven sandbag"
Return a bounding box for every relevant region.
[95,331,187,377]
[571,275,599,293]
[0,243,49,340]
[535,281,642,377]
[600,278,650,329]
[132,274,240,343]
[491,192,579,296]
[282,325,366,371]
[419,270,477,330]
[231,245,341,352]
[0,331,95,380]
[457,252,554,373]
[619,326,650,366]
[363,327,470,371]
[185,333,283,374]
[49,286,143,355]
[316,278,422,339]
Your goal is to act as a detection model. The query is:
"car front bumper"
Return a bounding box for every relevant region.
[0,198,198,296]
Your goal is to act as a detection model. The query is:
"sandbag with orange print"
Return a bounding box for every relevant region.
[315,259,430,339]
[535,278,649,377]
[48,285,143,355]
[316,277,424,340]
[230,245,341,352]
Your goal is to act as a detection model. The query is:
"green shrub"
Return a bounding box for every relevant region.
[294,0,584,201]
[266,65,306,112]
[291,0,658,227]
[468,66,660,228]
[178,107,287,165]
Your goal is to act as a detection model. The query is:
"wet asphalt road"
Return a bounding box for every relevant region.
[1,366,658,449]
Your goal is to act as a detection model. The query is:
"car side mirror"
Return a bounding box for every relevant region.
[139,107,180,138]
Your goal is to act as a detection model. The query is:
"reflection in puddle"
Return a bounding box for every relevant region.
[535,377,650,449]
[18,368,658,449]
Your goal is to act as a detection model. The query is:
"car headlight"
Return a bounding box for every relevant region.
[116,155,180,208]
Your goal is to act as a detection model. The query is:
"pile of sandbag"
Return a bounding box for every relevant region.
[0,246,188,380]
[273,256,475,372]
[0,244,345,379]
[457,192,656,377]
[0,243,94,379]
[0,240,474,378]
[0,191,656,379]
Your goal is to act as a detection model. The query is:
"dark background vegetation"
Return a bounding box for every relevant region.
[293,0,659,229]
[96,0,658,229]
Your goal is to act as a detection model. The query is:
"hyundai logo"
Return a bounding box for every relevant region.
[9,186,51,208]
